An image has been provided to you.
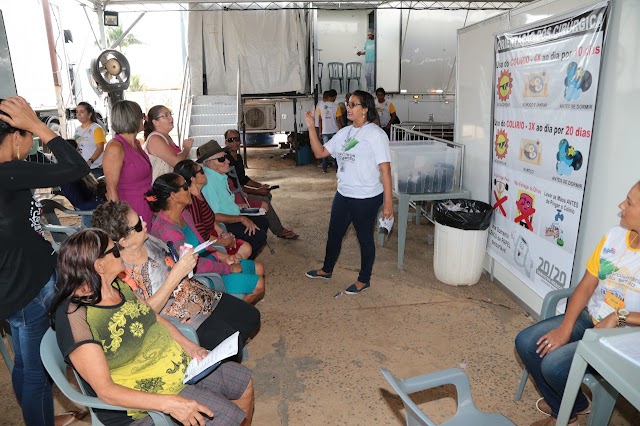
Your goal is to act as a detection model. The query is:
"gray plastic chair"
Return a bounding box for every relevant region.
[39,198,91,250]
[40,323,198,425]
[328,62,344,92]
[345,62,362,92]
[514,287,619,425]
[381,367,515,426]
[317,61,323,92]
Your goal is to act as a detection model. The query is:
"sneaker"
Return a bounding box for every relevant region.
[536,398,590,417]
[305,270,332,279]
[344,282,370,294]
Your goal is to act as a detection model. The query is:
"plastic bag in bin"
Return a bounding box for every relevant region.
[434,199,493,230]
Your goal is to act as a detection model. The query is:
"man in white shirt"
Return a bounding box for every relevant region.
[317,89,343,172]
[375,87,398,137]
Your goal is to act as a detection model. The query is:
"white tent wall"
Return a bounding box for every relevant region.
[456,0,640,314]
[188,9,308,95]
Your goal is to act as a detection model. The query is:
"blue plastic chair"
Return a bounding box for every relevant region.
[514,287,619,425]
[40,321,199,425]
[381,367,515,425]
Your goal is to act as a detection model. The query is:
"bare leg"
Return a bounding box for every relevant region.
[243,277,265,304]
[234,378,255,425]
[238,242,252,261]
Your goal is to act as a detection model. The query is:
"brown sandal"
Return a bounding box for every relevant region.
[277,230,299,239]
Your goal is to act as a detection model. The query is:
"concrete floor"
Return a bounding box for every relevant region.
[1,146,638,425]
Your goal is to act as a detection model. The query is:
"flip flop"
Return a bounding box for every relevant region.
[56,410,88,426]
[277,230,299,239]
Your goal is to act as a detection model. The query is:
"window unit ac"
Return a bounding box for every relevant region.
[244,103,277,131]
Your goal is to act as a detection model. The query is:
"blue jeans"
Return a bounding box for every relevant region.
[321,134,335,171]
[322,192,383,284]
[6,272,56,426]
[515,309,593,418]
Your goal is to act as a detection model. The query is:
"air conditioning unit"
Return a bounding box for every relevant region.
[244,103,277,131]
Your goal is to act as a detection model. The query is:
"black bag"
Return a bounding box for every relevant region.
[434,199,493,231]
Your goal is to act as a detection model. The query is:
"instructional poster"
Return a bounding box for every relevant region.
[487,2,610,298]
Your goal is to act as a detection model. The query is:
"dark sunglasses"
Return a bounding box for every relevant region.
[127,216,143,233]
[101,244,121,259]
[176,181,190,191]
[196,167,205,175]
[208,156,227,163]
[226,136,241,142]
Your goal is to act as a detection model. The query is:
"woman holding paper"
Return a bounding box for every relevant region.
[50,228,254,425]
[515,181,640,426]
[92,201,260,351]
[147,173,265,304]
[303,91,393,295]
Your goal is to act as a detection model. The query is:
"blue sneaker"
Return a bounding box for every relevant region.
[305,270,332,280]
[344,282,370,294]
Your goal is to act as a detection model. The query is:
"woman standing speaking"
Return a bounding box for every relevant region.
[304,90,393,294]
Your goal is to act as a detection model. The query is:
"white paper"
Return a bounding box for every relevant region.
[600,332,640,367]
[193,239,216,254]
[240,208,267,216]
[183,331,240,384]
[379,216,394,233]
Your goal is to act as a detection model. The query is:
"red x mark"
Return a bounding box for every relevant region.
[493,190,507,217]
[515,208,536,231]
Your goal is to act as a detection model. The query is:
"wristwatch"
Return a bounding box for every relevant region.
[617,308,629,327]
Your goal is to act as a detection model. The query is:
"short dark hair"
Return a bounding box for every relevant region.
[351,90,379,123]
[145,173,184,212]
[329,89,338,98]
[224,129,240,139]
[92,201,133,242]
[375,87,386,95]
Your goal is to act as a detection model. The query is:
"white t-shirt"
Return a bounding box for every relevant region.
[324,123,391,199]
[74,122,106,168]
[318,101,341,135]
[314,101,324,127]
[586,226,640,322]
[375,99,396,127]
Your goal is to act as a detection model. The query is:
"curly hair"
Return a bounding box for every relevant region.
[145,172,183,212]
[92,201,133,243]
[49,228,111,328]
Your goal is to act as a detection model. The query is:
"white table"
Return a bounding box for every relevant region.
[379,189,470,269]
[557,327,640,425]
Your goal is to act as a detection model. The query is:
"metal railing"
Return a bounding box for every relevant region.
[177,56,192,146]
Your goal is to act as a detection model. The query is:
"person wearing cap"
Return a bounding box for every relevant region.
[224,129,299,239]
[196,140,269,256]
[357,28,376,93]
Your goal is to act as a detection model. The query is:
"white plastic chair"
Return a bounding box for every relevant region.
[514,287,619,426]
[381,367,515,426]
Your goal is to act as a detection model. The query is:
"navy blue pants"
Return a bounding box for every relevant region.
[322,192,383,284]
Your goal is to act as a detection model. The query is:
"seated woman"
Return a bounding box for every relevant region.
[50,229,254,425]
[143,105,193,181]
[147,173,265,304]
[174,159,252,260]
[515,181,640,426]
[92,201,260,351]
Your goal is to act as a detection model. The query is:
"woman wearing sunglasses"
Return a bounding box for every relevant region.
[304,90,393,295]
[103,100,154,229]
[92,201,260,352]
[0,97,90,425]
[174,159,253,261]
[146,173,266,305]
[50,229,255,425]
[143,105,193,181]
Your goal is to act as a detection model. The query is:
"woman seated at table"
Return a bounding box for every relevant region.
[147,173,265,304]
[92,201,260,351]
[50,229,254,425]
[174,159,252,261]
[515,181,640,426]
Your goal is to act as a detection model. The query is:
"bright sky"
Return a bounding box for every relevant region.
[55,0,186,89]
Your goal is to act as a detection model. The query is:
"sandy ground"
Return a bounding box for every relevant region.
[1,146,638,425]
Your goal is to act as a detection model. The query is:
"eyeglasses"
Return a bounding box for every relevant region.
[225,136,241,142]
[101,244,121,259]
[347,102,363,108]
[126,215,143,233]
[155,112,173,119]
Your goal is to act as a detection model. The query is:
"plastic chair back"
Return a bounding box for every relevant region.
[327,62,344,92]
[381,367,515,426]
[514,287,619,425]
[318,62,324,92]
[345,62,362,91]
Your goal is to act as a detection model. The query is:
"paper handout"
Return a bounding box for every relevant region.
[183,331,240,385]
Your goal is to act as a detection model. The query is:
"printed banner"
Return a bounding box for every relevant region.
[487,2,610,298]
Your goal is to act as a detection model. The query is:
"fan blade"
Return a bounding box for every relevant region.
[100,55,108,66]
[116,75,123,83]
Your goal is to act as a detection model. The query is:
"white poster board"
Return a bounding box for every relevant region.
[487,1,610,297]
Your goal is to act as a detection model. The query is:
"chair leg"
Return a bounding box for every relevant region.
[514,368,528,401]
